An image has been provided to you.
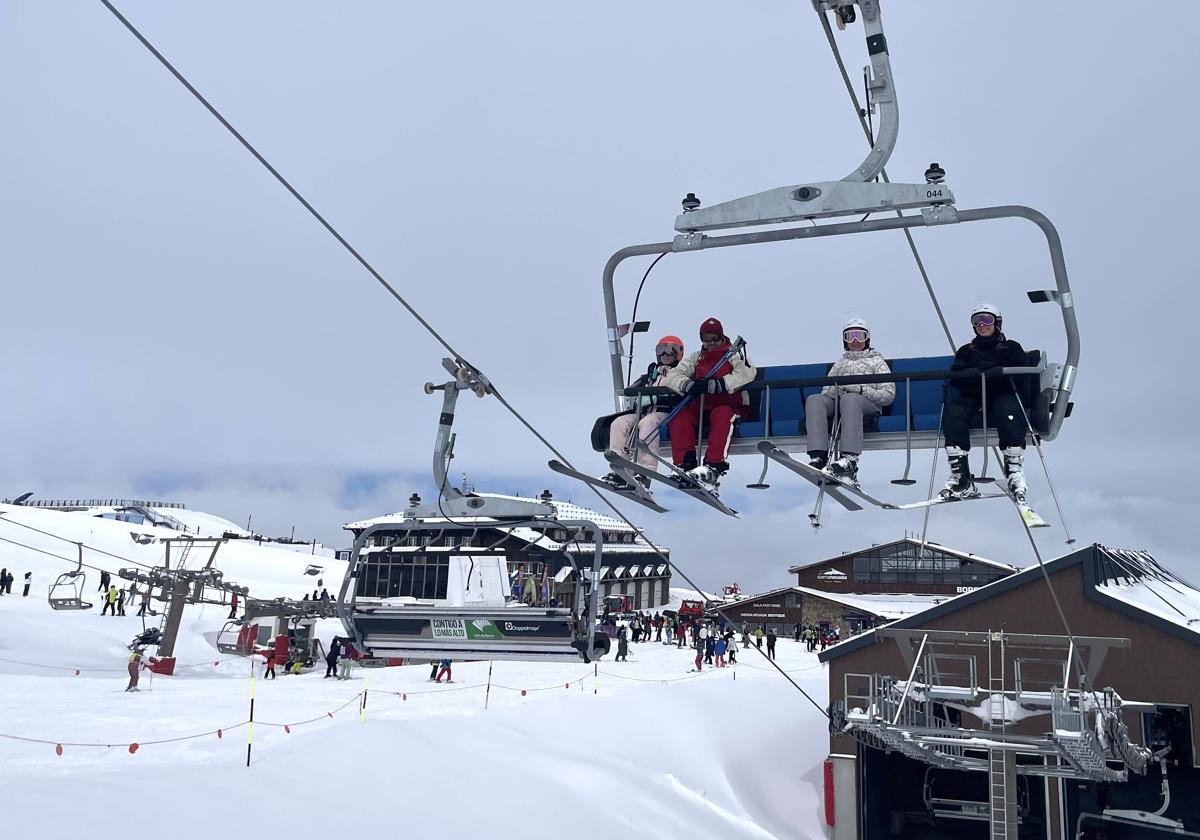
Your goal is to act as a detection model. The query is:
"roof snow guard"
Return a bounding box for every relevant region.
[1090,545,1200,641]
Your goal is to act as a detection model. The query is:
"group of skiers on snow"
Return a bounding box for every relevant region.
[0,569,28,596]
[602,304,1032,504]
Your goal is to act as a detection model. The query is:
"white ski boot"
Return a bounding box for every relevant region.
[1002,446,1027,504]
[685,463,719,492]
[939,447,980,500]
[826,454,860,489]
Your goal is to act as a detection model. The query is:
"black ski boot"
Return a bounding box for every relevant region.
[674,452,699,486]
[939,447,979,500]
[807,450,829,471]
[602,472,632,490]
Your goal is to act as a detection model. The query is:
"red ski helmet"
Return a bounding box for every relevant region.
[655,335,685,356]
[699,317,724,338]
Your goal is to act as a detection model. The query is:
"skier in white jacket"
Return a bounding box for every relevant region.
[805,318,895,486]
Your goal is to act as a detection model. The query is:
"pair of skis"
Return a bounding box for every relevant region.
[549,450,738,517]
[755,441,1047,528]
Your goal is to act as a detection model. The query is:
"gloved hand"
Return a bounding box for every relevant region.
[706,377,728,395]
[686,379,706,397]
[840,384,863,395]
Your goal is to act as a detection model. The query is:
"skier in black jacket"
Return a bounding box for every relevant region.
[941,304,1030,501]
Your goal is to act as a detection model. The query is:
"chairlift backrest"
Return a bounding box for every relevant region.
[597,351,1061,456]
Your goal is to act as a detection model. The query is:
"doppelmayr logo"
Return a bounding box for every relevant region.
[504,622,541,632]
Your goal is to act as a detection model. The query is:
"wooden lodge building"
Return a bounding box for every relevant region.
[818,543,1200,839]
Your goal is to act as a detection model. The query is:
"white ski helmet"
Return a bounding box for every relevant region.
[842,317,870,348]
[971,302,1003,330]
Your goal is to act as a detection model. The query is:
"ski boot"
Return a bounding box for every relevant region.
[602,472,633,491]
[686,460,728,493]
[1002,446,1027,504]
[826,453,860,489]
[807,450,829,471]
[939,447,980,500]
[673,452,699,487]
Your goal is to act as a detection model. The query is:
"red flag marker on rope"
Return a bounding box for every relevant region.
[128,743,139,754]
[327,712,333,718]
[402,693,407,701]
[284,725,291,734]
[55,744,63,756]
[74,669,80,676]
[217,729,223,739]
[520,690,527,697]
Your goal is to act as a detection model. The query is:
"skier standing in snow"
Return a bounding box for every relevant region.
[805,319,895,487]
[264,651,277,680]
[435,658,453,683]
[126,649,144,692]
[228,591,239,620]
[664,318,757,489]
[714,635,727,668]
[98,570,110,593]
[117,588,126,616]
[22,571,31,597]
[766,629,778,661]
[602,335,686,489]
[615,626,629,662]
[940,304,1030,502]
[102,584,119,616]
[324,636,343,678]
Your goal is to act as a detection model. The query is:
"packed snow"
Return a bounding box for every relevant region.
[0,505,832,840]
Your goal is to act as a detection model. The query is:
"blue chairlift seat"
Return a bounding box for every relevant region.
[595,351,1056,458]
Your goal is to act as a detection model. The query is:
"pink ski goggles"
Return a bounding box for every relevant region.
[842,329,869,343]
[971,313,997,327]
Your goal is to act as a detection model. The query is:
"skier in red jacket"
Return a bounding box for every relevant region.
[664,317,757,489]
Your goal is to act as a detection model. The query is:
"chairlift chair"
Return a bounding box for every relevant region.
[337,361,612,664]
[598,0,1078,479]
[48,543,93,611]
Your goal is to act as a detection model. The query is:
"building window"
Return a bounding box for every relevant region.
[847,545,1004,588]
[355,552,450,600]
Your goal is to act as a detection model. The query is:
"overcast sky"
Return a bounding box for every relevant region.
[3,1,1197,595]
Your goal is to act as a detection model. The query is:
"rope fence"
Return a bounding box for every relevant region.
[0,650,815,760]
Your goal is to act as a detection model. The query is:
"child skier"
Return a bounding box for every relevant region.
[126,649,144,692]
[435,659,453,683]
[940,304,1030,502]
[602,335,685,489]
[664,318,757,489]
[805,318,895,487]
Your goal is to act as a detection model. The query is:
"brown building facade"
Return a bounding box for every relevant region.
[818,544,1200,839]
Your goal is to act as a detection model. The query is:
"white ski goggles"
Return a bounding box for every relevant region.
[843,329,869,343]
[655,344,681,357]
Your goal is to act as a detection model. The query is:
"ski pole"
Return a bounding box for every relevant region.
[642,336,746,444]
[1008,381,1075,544]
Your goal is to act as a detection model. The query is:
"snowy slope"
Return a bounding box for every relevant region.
[0,626,829,840]
[0,511,831,839]
[0,504,344,603]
